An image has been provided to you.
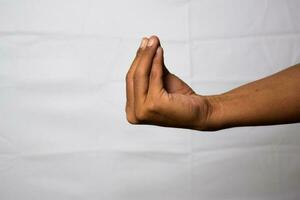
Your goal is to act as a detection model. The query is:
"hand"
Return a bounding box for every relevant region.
[125,36,214,130]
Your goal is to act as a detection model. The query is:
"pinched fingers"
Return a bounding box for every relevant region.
[133,46,169,124]
[126,35,164,124]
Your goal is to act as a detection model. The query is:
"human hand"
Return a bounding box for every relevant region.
[125,36,215,130]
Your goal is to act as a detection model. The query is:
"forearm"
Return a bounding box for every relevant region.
[203,64,300,130]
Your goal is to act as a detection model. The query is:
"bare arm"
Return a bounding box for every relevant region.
[205,64,300,130]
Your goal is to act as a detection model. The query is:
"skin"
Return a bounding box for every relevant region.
[125,36,300,131]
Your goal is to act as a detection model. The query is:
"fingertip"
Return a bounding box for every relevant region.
[139,37,149,49]
[149,35,160,42]
[147,35,160,47]
[154,47,163,61]
[156,46,163,55]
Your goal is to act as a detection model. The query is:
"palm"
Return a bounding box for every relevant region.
[163,73,195,95]
[158,71,206,129]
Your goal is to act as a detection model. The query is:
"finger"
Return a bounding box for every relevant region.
[126,37,148,122]
[126,38,148,104]
[134,35,160,104]
[148,47,165,96]
[127,37,148,79]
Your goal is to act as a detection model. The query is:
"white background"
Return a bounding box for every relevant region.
[1,0,300,199]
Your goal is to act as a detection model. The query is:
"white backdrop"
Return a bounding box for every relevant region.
[1,0,300,199]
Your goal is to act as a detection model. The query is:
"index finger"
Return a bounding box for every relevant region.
[126,38,148,106]
[133,36,160,104]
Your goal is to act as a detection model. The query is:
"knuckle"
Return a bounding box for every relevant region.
[125,72,132,82]
[146,101,156,113]
[134,98,161,122]
[126,107,139,124]
[145,46,152,54]
[152,58,160,65]
[133,73,138,83]
[135,109,147,121]
[144,98,159,114]
[141,46,150,55]
[136,48,142,56]
[125,103,130,114]
[133,70,143,82]
[150,68,159,79]
[147,98,160,112]
[126,114,138,124]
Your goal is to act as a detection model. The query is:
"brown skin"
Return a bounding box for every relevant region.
[125,36,300,131]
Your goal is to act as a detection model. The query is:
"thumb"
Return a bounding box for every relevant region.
[148,47,165,95]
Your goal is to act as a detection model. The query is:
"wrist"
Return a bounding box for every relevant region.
[196,94,226,131]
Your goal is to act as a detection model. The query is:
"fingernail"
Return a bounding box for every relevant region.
[156,47,162,54]
[147,38,154,47]
[140,38,147,49]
